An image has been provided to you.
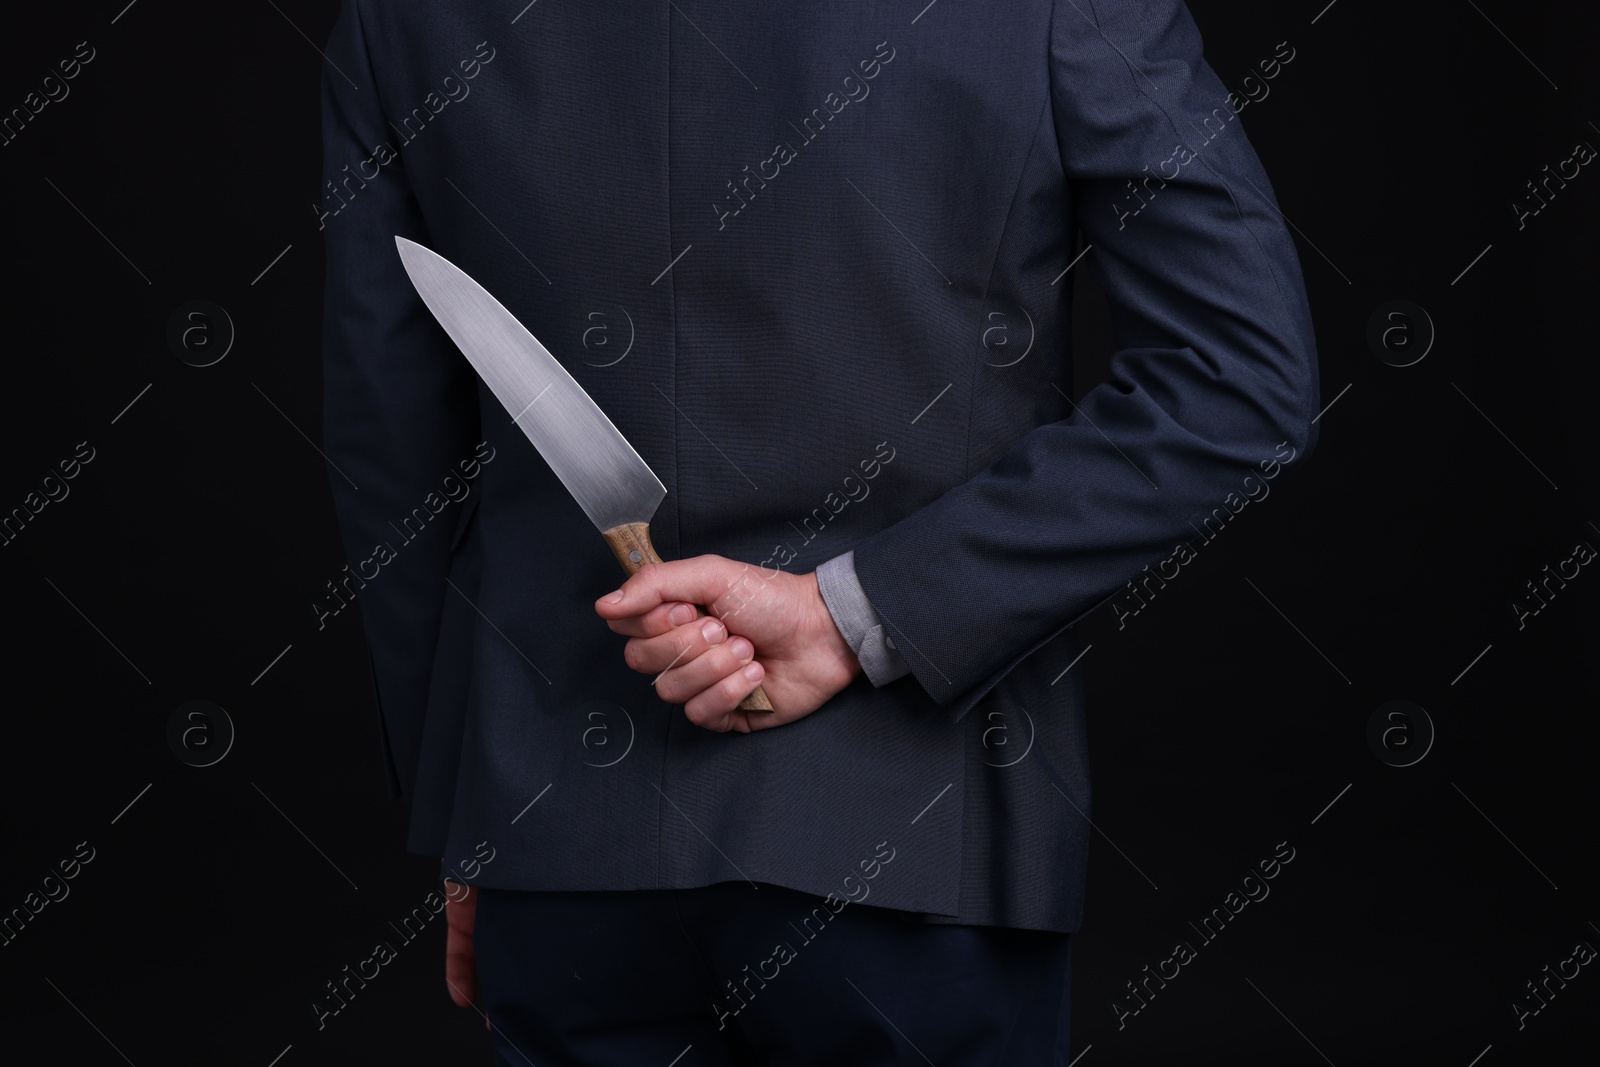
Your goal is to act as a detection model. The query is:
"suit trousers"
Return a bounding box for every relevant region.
[474,880,1074,1066]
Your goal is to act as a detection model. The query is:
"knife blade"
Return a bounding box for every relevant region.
[393,236,773,713]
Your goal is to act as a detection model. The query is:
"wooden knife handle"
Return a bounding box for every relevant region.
[603,522,775,713]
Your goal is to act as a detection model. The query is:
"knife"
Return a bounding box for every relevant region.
[394,237,774,713]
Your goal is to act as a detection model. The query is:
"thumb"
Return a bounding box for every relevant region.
[595,556,752,619]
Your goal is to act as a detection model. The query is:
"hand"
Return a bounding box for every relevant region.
[595,557,862,732]
[443,881,489,1031]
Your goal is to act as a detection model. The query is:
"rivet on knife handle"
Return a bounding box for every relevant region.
[603,522,775,713]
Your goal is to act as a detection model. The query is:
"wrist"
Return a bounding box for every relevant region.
[806,571,863,692]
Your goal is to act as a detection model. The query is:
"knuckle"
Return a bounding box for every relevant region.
[671,635,700,665]
[720,669,752,701]
[697,679,737,716]
[623,641,648,672]
[719,645,750,676]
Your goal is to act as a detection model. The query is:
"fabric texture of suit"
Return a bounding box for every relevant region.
[320,0,1319,933]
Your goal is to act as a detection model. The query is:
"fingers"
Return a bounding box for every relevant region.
[652,631,757,706]
[594,555,775,732]
[444,883,478,1010]
[682,656,766,732]
[623,613,733,676]
[445,970,477,1011]
[610,604,768,731]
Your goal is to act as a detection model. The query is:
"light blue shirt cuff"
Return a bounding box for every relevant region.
[815,550,913,687]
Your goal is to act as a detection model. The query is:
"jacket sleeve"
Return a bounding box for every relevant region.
[816,550,913,687]
[851,0,1320,724]
[319,0,481,797]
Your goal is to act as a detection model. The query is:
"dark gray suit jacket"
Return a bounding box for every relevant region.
[320,0,1319,932]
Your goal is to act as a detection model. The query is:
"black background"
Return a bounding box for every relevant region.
[1,1,1595,1064]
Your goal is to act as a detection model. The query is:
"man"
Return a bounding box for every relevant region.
[320,1,1318,1062]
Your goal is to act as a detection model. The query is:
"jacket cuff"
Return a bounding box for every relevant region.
[816,550,913,687]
